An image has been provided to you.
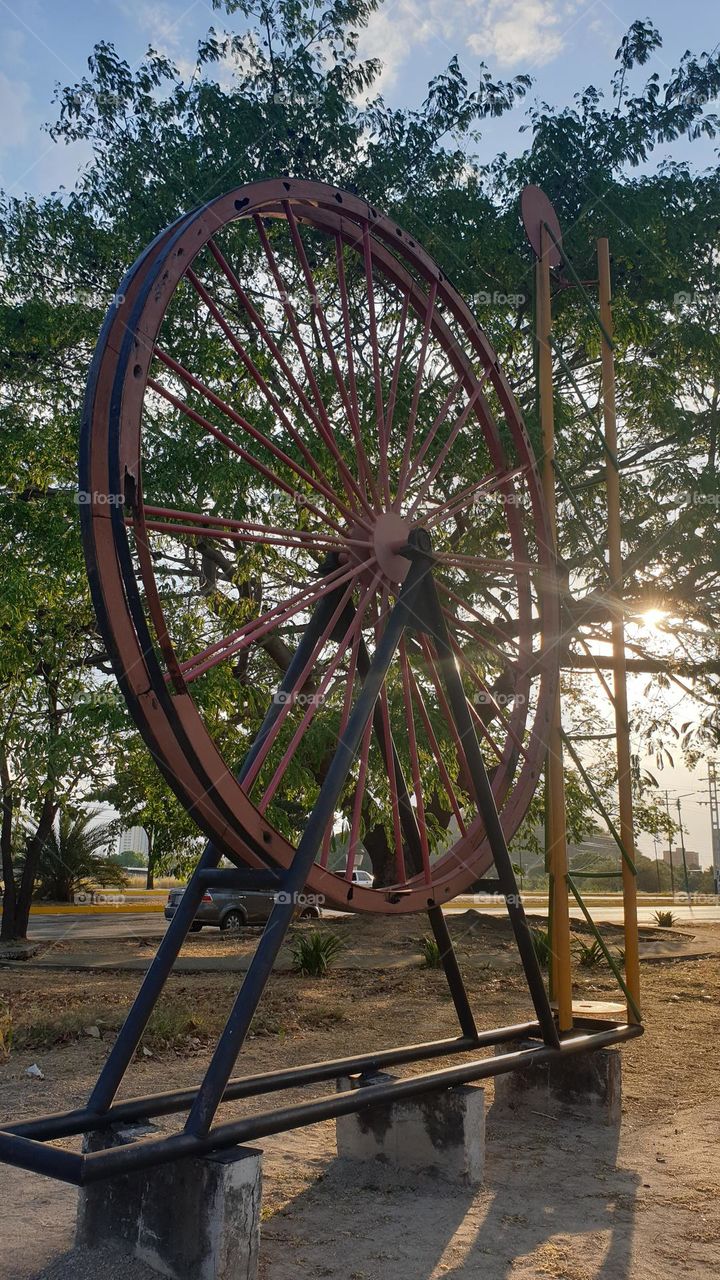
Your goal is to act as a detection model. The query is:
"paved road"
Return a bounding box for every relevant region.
[27,913,166,942]
[23,900,720,942]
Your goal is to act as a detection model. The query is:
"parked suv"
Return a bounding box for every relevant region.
[165,886,322,933]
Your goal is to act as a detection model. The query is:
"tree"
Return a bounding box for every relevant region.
[101,741,204,888]
[1,4,719,915]
[0,488,121,937]
[36,808,128,903]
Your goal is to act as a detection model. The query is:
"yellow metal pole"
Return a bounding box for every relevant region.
[537,223,573,1032]
[597,236,641,1023]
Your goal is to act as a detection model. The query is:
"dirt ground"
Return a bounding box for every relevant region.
[0,912,719,1279]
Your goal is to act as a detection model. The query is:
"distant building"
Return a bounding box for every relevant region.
[116,826,149,859]
[662,848,700,871]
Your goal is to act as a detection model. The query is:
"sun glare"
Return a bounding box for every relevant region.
[640,608,666,632]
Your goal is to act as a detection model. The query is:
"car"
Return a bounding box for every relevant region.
[349,868,374,888]
[164,886,322,933]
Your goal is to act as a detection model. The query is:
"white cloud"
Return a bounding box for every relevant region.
[357,0,437,94]
[0,72,33,151]
[356,0,570,97]
[467,0,565,69]
[118,1,196,55]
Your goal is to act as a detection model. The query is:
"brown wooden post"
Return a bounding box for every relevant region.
[597,236,641,1022]
[537,222,573,1032]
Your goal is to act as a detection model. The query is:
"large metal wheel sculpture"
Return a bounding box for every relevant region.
[0,183,644,1190]
[81,178,557,913]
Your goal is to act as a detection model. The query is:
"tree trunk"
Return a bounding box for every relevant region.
[12,794,57,940]
[146,824,155,890]
[0,751,16,943]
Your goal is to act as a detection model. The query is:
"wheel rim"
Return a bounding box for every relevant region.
[81,179,558,914]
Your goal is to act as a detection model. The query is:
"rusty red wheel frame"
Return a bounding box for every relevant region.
[80,179,559,913]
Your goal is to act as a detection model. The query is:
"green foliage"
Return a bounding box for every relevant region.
[530,926,552,969]
[0,1005,12,1060]
[654,909,676,928]
[576,938,605,968]
[418,935,442,968]
[36,809,129,903]
[291,928,344,976]
[1,3,719,934]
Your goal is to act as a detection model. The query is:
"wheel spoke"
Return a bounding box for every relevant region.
[362,222,387,501]
[422,465,529,529]
[405,655,467,836]
[320,616,365,870]
[401,376,464,495]
[138,519,347,555]
[384,290,410,486]
[404,380,489,518]
[371,591,406,883]
[258,575,378,809]
[434,553,538,575]
[282,202,376,520]
[437,582,522,658]
[399,638,432,883]
[207,236,365,508]
[334,232,381,505]
[185,266,348,509]
[252,216,371,516]
[345,714,374,883]
[445,628,529,762]
[178,560,364,683]
[417,635,475,795]
[140,505,358,552]
[395,280,437,510]
[151,351,361,532]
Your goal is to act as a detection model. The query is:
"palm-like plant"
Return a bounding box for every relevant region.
[36,808,128,903]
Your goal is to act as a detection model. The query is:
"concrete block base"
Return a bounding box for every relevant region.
[493,1043,622,1125]
[76,1123,262,1280]
[336,1076,485,1185]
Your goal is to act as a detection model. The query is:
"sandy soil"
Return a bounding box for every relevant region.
[0,916,719,1278]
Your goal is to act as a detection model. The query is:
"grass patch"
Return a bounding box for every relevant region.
[291,929,344,977]
[0,1005,13,1060]
[654,909,676,928]
[418,936,442,968]
[11,1007,123,1051]
[576,939,605,968]
[530,925,552,969]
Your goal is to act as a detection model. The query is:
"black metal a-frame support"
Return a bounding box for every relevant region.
[0,530,642,1185]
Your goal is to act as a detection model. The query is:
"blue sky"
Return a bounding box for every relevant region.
[0,0,718,197]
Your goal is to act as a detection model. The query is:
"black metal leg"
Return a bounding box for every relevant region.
[427,905,478,1040]
[89,564,347,1115]
[238,558,347,785]
[412,554,560,1050]
[88,838,223,1112]
[184,555,431,1137]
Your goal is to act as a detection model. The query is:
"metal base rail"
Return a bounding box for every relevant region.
[0,1020,642,1185]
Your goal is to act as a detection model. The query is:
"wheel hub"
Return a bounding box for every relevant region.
[342,510,413,588]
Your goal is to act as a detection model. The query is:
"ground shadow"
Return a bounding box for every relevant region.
[259,1101,639,1280]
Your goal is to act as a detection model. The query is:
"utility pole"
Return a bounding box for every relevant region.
[707,764,720,895]
[675,797,691,899]
[663,790,675,897]
[652,834,662,892]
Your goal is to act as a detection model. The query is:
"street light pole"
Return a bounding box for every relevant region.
[676,797,691,900]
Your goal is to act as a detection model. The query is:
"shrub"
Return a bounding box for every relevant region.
[530,925,552,969]
[291,929,344,977]
[654,909,676,928]
[576,939,605,968]
[418,936,442,968]
[0,1005,13,1060]
[36,808,128,903]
